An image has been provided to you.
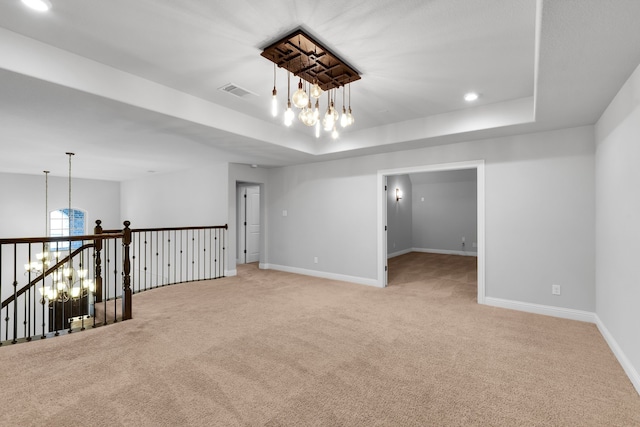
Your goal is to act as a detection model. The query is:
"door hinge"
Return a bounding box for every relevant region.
[244,222,247,226]
[385,185,387,191]
[385,266,388,271]
[244,194,247,198]
[244,250,247,254]
[384,225,387,231]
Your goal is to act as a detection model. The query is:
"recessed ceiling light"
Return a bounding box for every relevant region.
[464,92,479,102]
[21,0,52,12]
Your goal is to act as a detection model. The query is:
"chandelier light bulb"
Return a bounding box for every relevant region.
[330,102,339,122]
[271,88,278,117]
[284,102,294,126]
[71,287,81,298]
[340,106,348,128]
[300,100,318,127]
[315,121,321,138]
[310,82,323,99]
[292,79,309,109]
[299,107,314,127]
[331,126,339,139]
[323,108,335,131]
[347,107,354,126]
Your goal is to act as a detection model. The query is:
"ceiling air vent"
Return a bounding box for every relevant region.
[218,83,256,99]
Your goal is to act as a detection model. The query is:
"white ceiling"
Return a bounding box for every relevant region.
[0,0,639,181]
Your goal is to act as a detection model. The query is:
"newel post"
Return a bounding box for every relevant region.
[122,220,132,320]
[94,220,103,304]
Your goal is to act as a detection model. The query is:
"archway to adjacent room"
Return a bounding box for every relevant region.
[377,160,485,304]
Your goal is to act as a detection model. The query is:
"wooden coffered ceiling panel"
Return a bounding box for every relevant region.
[261,28,361,91]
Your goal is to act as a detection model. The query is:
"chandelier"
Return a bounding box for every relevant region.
[39,267,94,304]
[24,154,94,304]
[261,29,360,139]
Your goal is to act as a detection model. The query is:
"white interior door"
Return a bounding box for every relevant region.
[384,176,388,287]
[236,185,246,263]
[246,186,260,263]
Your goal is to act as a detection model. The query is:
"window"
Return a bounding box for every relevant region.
[50,208,86,251]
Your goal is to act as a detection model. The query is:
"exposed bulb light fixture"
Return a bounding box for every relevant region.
[340,86,348,127]
[331,126,339,140]
[464,92,479,102]
[396,188,403,201]
[313,99,320,121]
[284,71,294,126]
[347,84,355,125]
[299,99,317,127]
[284,102,294,127]
[272,89,278,117]
[292,79,309,109]
[21,0,51,11]
[261,28,360,139]
[271,64,278,117]
[310,81,323,99]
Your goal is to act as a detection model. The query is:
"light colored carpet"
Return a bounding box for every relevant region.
[0,252,638,426]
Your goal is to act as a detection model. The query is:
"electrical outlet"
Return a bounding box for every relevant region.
[462,236,465,243]
[314,257,318,264]
[552,284,561,295]
[472,242,477,248]
[282,210,287,217]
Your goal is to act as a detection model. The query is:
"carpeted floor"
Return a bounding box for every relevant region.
[0,252,638,426]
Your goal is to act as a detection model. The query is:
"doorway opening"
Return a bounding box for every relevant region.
[377,160,485,304]
[236,184,261,265]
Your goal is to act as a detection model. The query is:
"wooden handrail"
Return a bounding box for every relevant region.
[102,224,228,234]
[0,233,122,245]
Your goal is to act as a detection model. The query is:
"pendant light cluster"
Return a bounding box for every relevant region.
[261,29,360,140]
[275,67,355,139]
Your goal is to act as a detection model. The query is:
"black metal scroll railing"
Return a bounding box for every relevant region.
[0,221,131,345]
[1,222,226,346]
[126,225,228,294]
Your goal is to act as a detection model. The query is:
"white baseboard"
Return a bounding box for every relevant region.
[483,297,596,323]
[595,315,640,396]
[413,247,477,257]
[260,263,382,288]
[387,248,412,259]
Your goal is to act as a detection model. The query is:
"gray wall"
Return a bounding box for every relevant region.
[411,169,477,254]
[386,174,412,256]
[595,63,640,389]
[0,172,121,237]
[120,163,228,228]
[265,125,595,311]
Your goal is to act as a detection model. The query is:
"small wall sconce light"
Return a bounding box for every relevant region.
[396,188,403,201]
